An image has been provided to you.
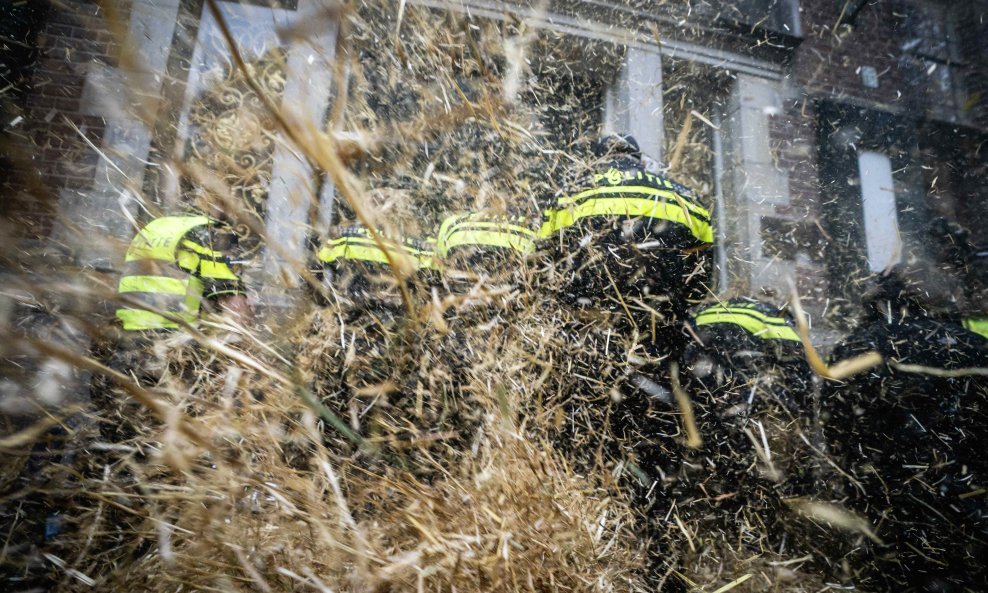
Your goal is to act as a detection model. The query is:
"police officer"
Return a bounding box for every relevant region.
[535,135,714,500]
[682,298,811,412]
[434,211,537,291]
[313,225,437,451]
[75,213,250,541]
[824,224,988,591]
[526,135,715,516]
[317,225,434,309]
[677,298,816,516]
[538,133,713,348]
[115,214,248,332]
[105,213,250,387]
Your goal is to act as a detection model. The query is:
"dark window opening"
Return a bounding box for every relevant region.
[899,1,965,117]
[919,122,988,246]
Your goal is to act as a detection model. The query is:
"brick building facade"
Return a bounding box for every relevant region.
[2,0,987,334]
[2,2,122,240]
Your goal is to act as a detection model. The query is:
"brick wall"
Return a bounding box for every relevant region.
[795,0,988,123]
[766,99,825,263]
[769,0,988,326]
[794,0,912,108]
[1,0,129,243]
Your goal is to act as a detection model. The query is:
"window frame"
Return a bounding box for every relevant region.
[901,0,969,120]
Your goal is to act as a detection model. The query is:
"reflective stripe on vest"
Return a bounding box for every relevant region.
[436,213,537,258]
[174,248,239,281]
[694,305,801,342]
[318,234,427,271]
[116,276,205,330]
[963,317,988,339]
[196,257,239,281]
[538,186,713,244]
[116,216,212,331]
[180,238,224,259]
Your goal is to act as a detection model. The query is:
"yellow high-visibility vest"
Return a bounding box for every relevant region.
[318,228,432,273]
[435,212,537,259]
[538,168,713,245]
[116,216,238,331]
[693,301,801,342]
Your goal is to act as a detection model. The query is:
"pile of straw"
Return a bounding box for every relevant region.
[7,1,983,592]
[2,271,841,591]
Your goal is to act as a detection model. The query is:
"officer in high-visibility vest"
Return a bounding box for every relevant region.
[538,134,713,344]
[434,211,537,289]
[681,298,812,412]
[429,212,539,423]
[116,214,248,331]
[312,226,438,459]
[824,259,988,592]
[317,225,434,308]
[647,297,817,567]
[532,135,715,516]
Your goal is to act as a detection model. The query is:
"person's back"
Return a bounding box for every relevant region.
[679,298,815,503]
[535,135,716,516]
[825,255,988,592]
[317,225,433,314]
[85,213,250,494]
[116,215,247,332]
[109,213,249,388]
[683,298,811,412]
[314,225,434,428]
[538,134,713,350]
[435,211,537,293]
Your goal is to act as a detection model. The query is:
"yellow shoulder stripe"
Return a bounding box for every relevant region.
[539,196,713,244]
[440,228,536,256]
[558,185,710,221]
[694,311,801,342]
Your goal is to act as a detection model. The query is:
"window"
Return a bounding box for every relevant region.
[900,1,965,116]
[857,151,901,272]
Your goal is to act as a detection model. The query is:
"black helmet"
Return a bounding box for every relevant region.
[592,134,641,160]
